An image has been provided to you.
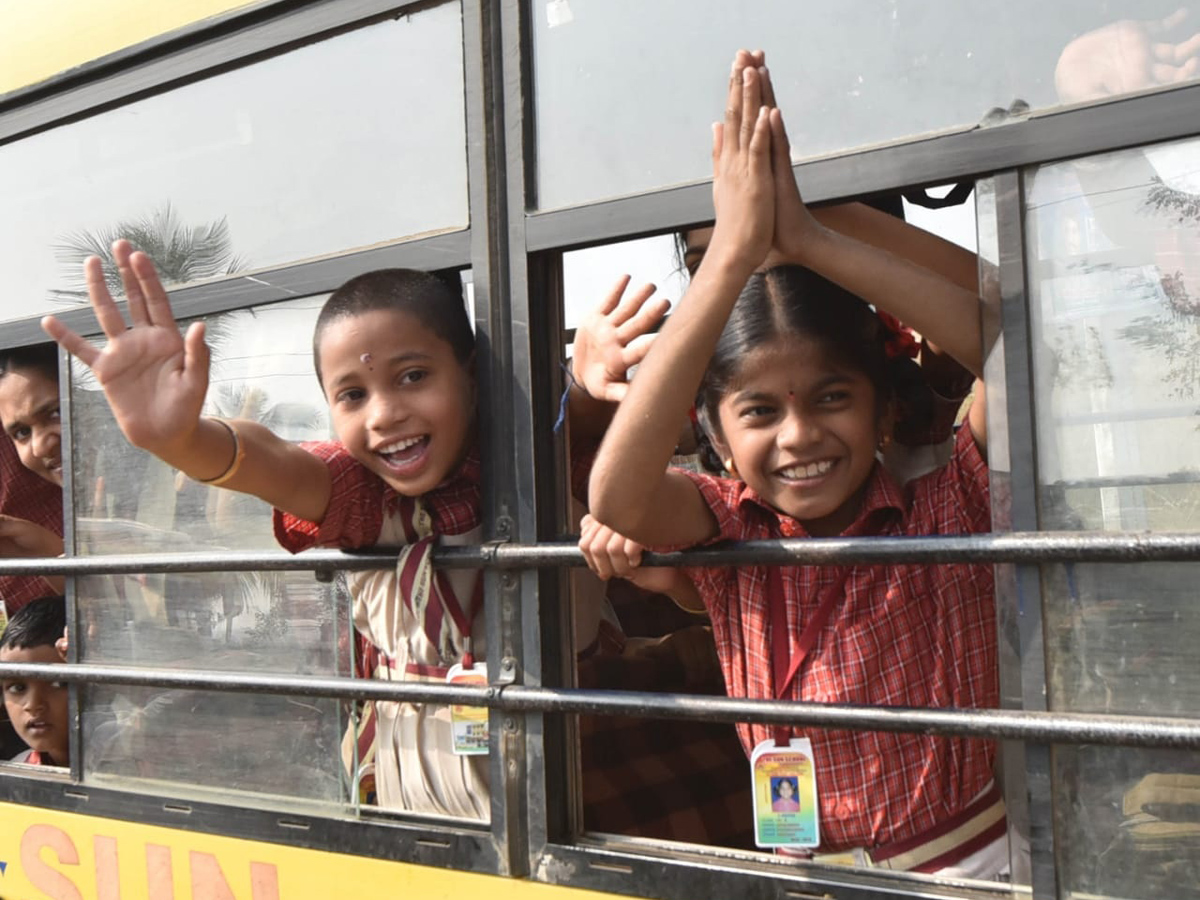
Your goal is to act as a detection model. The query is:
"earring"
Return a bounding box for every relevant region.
[724,458,739,477]
[877,434,893,452]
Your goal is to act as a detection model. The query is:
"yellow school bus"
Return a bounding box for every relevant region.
[2,2,1200,899]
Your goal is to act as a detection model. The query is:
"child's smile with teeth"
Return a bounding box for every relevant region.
[713,337,888,537]
[318,308,475,497]
[779,459,835,480]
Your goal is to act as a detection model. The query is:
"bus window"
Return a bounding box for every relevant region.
[70,296,355,806]
[0,1,467,327]
[531,0,1200,210]
[1025,135,1200,898]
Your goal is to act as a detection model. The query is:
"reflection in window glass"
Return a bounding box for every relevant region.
[1,2,467,324]
[71,297,356,806]
[1026,136,1200,898]
[533,0,1200,209]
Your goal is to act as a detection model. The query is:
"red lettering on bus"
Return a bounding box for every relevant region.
[189,852,280,900]
[94,835,120,900]
[20,824,83,900]
[146,843,174,899]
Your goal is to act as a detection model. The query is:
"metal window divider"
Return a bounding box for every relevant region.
[463,0,539,878]
[58,345,82,786]
[988,168,1059,898]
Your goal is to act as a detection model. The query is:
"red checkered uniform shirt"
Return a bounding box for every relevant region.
[273,443,481,551]
[0,435,64,613]
[673,423,997,853]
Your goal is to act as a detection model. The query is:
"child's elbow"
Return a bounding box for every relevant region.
[587,470,638,538]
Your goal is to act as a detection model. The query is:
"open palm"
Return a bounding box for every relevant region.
[42,240,210,457]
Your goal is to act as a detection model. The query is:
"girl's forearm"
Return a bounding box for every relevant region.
[589,254,752,535]
[174,418,332,524]
[812,202,980,292]
[800,226,984,377]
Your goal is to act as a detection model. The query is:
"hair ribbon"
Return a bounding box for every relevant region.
[876,311,920,360]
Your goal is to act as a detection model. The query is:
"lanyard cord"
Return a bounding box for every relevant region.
[768,566,851,747]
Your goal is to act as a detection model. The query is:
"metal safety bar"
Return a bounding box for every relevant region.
[1,660,1198,751]
[3,531,1199,577]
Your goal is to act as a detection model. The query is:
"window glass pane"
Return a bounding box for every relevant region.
[1026,136,1200,897]
[71,297,355,807]
[533,0,1200,209]
[2,1,467,324]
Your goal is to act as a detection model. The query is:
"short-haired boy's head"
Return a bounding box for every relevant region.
[312,269,473,387]
[1,595,69,766]
[1,594,66,653]
[0,342,59,384]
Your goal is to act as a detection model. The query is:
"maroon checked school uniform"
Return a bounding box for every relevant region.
[669,421,998,854]
[0,435,63,613]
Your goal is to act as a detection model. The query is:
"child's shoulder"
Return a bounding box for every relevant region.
[904,423,990,533]
[300,440,390,499]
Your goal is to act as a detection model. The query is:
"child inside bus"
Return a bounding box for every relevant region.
[1,595,69,766]
[582,52,1002,877]
[0,345,67,610]
[42,248,665,818]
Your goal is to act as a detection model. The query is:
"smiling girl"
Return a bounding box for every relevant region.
[44,242,664,817]
[583,53,1002,876]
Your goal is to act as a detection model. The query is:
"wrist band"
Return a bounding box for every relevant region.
[196,418,246,486]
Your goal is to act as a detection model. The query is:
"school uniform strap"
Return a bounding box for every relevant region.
[394,494,482,666]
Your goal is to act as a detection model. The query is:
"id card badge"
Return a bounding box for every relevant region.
[750,738,820,848]
[447,662,489,756]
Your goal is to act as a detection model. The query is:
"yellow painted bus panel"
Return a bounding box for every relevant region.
[0,801,612,900]
[0,0,258,97]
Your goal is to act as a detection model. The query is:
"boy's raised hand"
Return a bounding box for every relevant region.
[705,50,775,275]
[41,240,210,460]
[572,275,669,402]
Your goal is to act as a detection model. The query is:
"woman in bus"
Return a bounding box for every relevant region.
[582,52,1002,876]
[0,345,66,611]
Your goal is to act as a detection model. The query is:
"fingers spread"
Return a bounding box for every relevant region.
[599,274,632,317]
[183,321,211,391]
[84,256,128,339]
[41,316,100,368]
[1151,7,1190,36]
[615,287,665,340]
[113,240,148,326]
[611,280,657,328]
[132,251,181,334]
[622,332,657,369]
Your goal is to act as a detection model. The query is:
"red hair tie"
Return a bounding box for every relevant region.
[876,311,920,360]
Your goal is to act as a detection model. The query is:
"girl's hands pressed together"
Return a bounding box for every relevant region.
[41,240,210,461]
[767,104,827,267]
[706,50,776,277]
[572,275,669,403]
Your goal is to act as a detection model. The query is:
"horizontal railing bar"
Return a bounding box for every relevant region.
[2,661,1199,750]
[3,531,1199,577]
